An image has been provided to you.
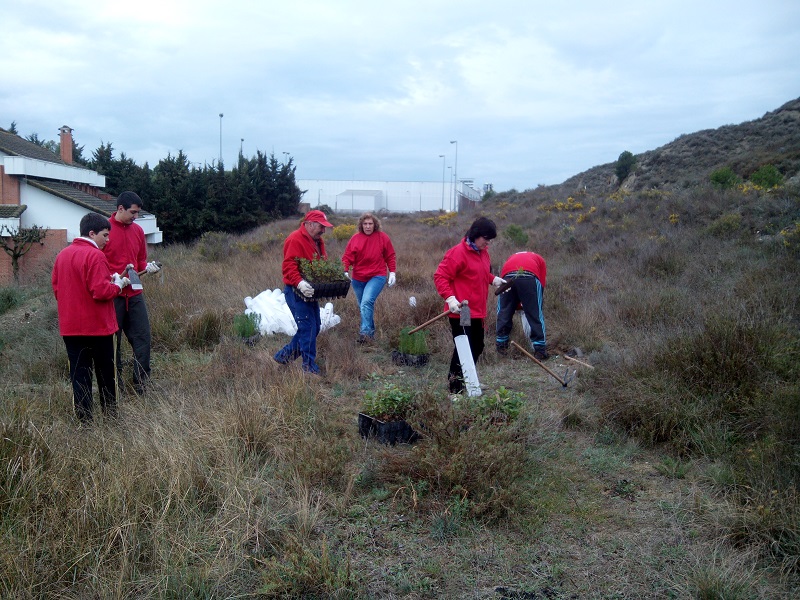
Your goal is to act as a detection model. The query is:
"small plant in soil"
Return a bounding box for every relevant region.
[361,382,417,421]
[454,386,525,422]
[232,312,261,338]
[296,256,348,283]
[398,327,429,355]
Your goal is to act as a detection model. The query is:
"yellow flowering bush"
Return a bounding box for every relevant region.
[331,224,357,241]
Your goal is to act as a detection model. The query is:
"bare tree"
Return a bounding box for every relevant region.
[0,225,48,283]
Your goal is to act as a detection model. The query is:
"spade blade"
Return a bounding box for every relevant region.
[127,267,143,290]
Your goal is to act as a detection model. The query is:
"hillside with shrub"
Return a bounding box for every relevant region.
[0,99,798,597]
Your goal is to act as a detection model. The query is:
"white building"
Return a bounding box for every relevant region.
[296,179,482,214]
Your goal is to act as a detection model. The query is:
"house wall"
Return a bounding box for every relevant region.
[20,181,91,241]
[0,228,66,286]
[0,165,21,205]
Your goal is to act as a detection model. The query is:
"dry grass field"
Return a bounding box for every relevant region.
[1,182,798,598]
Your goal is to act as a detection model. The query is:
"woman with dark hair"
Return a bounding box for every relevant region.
[342,212,397,343]
[434,216,506,394]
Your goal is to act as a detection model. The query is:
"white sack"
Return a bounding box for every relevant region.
[243,289,341,336]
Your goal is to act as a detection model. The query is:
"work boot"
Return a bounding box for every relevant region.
[533,349,550,361]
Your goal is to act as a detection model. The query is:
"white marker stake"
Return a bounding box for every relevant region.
[454,334,481,397]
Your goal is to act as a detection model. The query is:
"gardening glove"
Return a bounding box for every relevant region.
[388,272,396,287]
[112,273,130,290]
[145,261,161,274]
[492,276,507,288]
[445,295,461,314]
[344,271,351,280]
[297,280,315,298]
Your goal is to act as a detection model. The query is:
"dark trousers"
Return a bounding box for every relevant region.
[114,295,151,392]
[63,335,117,422]
[496,275,546,350]
[274,286,322,374]
[448,317,484,394]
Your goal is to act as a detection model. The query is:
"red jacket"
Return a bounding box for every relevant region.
[103,212,147,298]
[500,252,546,287]
[281,225,328,286]
[52,238,120,336]
[434,239,494,319]
[341,231,396,281]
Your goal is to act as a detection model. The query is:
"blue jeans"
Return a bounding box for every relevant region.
[274,286,321,373]
[350,276,386,336]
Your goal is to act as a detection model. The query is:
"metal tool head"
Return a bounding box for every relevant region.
[459,300,471,326]
[126,266,143,290]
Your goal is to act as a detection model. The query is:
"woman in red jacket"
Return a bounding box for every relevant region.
[342,212,396,343]
[434,217,506,394]
[52,212,130,422]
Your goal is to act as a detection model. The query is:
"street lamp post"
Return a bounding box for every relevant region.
[447,166,453,211]
[439,154,445,211]
[450,140,458,212]
[282,151,290,163]
[219,113,223,165]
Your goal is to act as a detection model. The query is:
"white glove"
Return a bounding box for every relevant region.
[297,280,314,298]
[445,295,461,313]
[492,276,507,288]
[145,261,161,274]
[388,272,396,287]
[344,271,351,280]
[112,274,130,290]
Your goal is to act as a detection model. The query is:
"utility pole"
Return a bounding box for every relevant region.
[439,154,445,211]
[450,140,458,212]
[218,113,223,165]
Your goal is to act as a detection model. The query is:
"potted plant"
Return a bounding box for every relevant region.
[232,312,262,346]
[358,382,420,445]
[295,256,351,302]
[392,327,430,367]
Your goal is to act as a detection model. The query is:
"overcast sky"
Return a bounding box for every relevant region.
[2,0,798,192]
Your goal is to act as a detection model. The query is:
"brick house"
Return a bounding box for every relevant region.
[0,125,162,285]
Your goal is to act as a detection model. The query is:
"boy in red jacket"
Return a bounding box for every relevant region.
[52,212,130,422]
[103,191,160,395]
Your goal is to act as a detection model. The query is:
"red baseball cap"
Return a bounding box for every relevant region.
[304,209,333,227]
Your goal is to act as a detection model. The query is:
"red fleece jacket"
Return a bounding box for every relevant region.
[52,238,120,336]
[341,231,396,281]
[281,225,328,286]
[500,252,547,287]
[434,239,494,319]
[103,212,148,298]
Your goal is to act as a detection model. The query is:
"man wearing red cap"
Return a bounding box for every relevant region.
[273,210,333,374]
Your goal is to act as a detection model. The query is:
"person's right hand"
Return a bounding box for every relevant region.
[344,271,351,280]
[297,280,315,298]
[445,296,461,313]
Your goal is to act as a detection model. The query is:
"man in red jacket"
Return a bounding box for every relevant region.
[495,251,548,360]
[52,212,130,422]
[103,191,161,394]
[273,209,333,375]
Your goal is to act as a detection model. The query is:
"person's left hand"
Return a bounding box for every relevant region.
[145,261,161,274]
[492,276,506,288]
[388,272,396,287]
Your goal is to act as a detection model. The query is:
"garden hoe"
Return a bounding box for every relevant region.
[511,341,575,388]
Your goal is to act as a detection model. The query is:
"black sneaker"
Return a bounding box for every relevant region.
[496,342,509,356]
[533,350,550,361]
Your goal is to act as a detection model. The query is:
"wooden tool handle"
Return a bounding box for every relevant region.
[511,341,567,386]
[408,309,451,334]
[494,279,514,296]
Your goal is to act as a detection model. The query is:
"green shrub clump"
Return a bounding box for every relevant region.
[361,382,416,421]
[710,166,740,189]
[750,164,783,188]
[502,224,529,246]
[331,224,356,241]
[706,212,743,237]
[296,257,348,283]
[615,150,636,183]
[232,312,261,338]
[398,327,429,355]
